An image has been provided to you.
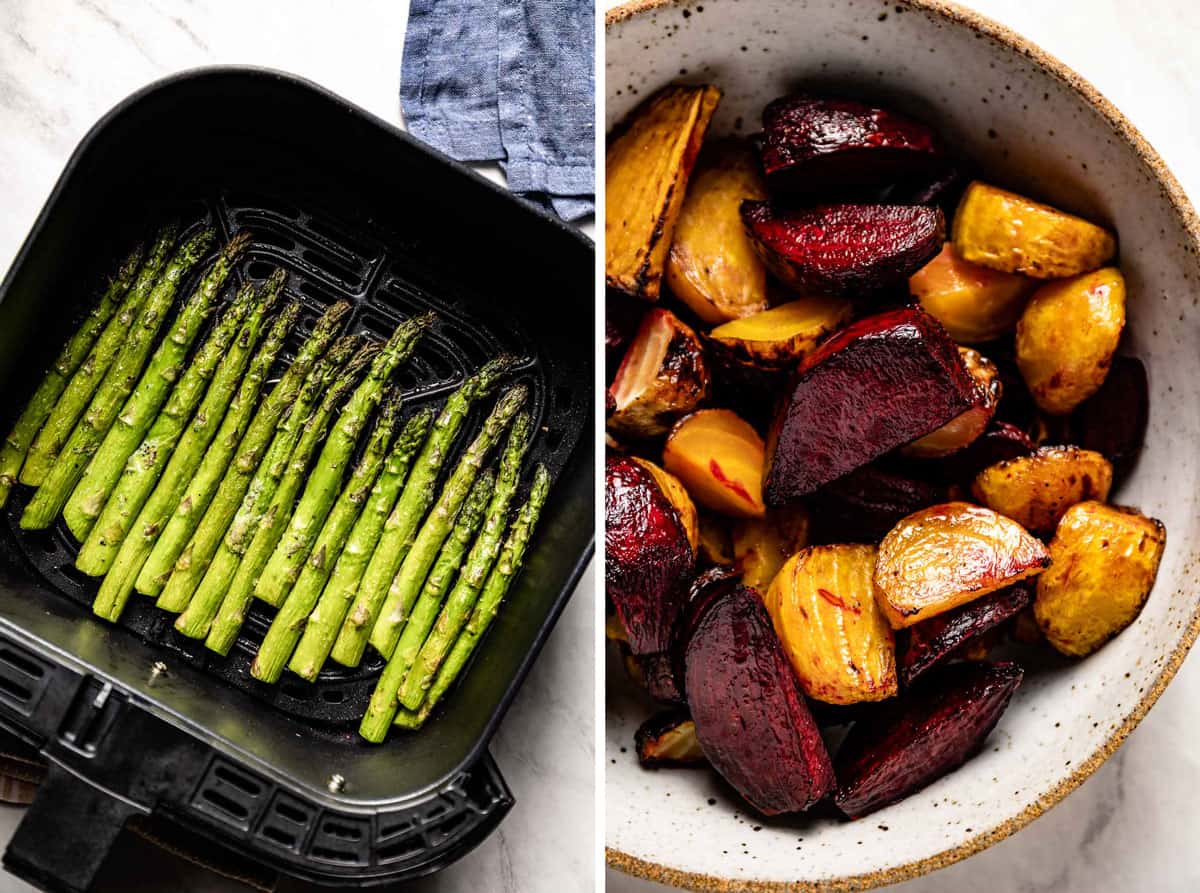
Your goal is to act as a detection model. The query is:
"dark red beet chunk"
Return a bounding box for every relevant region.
[834,661,1024,819]
[764,307,977,503]
[810,462,949,542]
[605,455,694,683]
[897,585,1033,687]
[1073,355,1148,481]
[931,421,1035,485]
[741,202,945,298]
[684,582,835,815]
[759,95,944,196]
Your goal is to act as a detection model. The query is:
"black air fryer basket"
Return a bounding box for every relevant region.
[0,68,593,892]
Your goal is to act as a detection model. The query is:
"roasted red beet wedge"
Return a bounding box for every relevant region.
[764,307,977,503]
[741,202,945,298]
[1072,355,1148,481]
[605,454,695,699]
[834,661,1024,819]
[682,579,835,815]
[810,462,949,543]
[759,95,944,196]
[897,585,1033,687]
[635,709,707,768]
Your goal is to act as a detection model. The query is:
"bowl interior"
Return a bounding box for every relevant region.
[606,0,1200,887]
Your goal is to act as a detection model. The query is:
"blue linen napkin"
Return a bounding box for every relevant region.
[401,0,595,221]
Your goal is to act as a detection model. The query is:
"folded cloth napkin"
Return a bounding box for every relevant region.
[401,0,594,221]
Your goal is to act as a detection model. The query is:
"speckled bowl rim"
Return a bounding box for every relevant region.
[603,0,1200,889]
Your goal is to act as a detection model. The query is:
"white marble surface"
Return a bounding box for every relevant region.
[602,0,1200,891]
[0,1,595,891]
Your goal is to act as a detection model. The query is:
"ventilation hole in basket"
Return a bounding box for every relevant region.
[246,260,276,281]
[297,279,340,307]
[27,530,59,556]
[322,821,363,841]
[261,825,296,848]
[311,845,358,864]
[275,801,310,825]
[58,564,97,591]
[0,648,44,679]
[305,218,376,261]
[377,834,426,863]
[250,230,297,252]
[202,788,249,820]
[280,680,313,701]
[430,811,470,841]
[301,248,364,286]
[0,676,32,704]
[320,688,345,704]
[378,818,413,839]
[214,766,262,797]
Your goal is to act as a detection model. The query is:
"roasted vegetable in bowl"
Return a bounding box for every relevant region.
[606,83,1165,822]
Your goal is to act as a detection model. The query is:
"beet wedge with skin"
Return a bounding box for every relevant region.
[682,578,835,815]
[741,202,945,299]
[834,661,1024,819]
[897,584,1033,687]
[605,454,695,700]
[759,95,944,197]
[764,307,977,503]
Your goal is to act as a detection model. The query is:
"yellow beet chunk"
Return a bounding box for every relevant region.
[730,505,810,593]
[909,242,1035,342]
[902,346,1001,458]
[662,409,766,519]
[874,502,1051,628]
[971,446,1113,535]
[1035,501,1166,657]
[951,181,1115,278]
[1016,267,1126,415]
[767,544,897,705]
[707,296,854,368]
[631,456,699,555]
[666,142,770,324]
[606,85,722,300]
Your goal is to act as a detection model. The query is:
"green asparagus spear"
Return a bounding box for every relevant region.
[368,386,529,660]
[200,344,375,648]
[77,275,277,576]
[64,232,251,540]
[395,464,550,720]
[254,312,435,606]
[175,338,366,637]
[93,297,298,621]
[137,300,352,597]
[250,393,404,682]
[287,409,433,679]
[0,243,144,506]
[356,470,493,739]
[22,227,216,529]
[331,356,519,667]
[21,225,176,487]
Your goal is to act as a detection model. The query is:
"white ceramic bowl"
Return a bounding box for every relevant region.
[605,1,1200,888]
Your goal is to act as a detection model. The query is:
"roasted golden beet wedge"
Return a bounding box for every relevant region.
[681,576,835,815]
[897,584,1033,687]
[605,454,696,700]
[632,456,700,556]
[764,307,977,503]
[663,409,766,519]
[741,201,945,298]
[909,242,1035,343]
[606,84,722,300]
[759,94,944,196]
[706,297,854,369]
[874,502,1050,628]
[902,346,1002,459]
[608,307,710,439]
[635,710,707,768]
[1035,501,1166,657]
[834,661,1024,819]
[767,545,898,705]
[971,445,1113,535]
[666,141,770,324]
[730,505,810,593]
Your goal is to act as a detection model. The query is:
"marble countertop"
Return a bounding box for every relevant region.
[603,0,1200,891]
[0,1,594,891]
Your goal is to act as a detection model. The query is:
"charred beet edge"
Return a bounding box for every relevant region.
[759,94,944,196]
[897,585,1033,687]
[605,455,695,694]
[763,307,977,503]
[834,661,1024,819]
[931,420,1035,485]
[741,202,945,298]
[1072,355,1148,481]
[683,580,834,815]
[635,709,707,768]
[809,462,949,543]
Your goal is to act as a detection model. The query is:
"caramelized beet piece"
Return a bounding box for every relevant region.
[811,463,949,542]
[1073,355,1148,480]
[759,95,944,196]
[635,709,706,768]
[605,455,695,696]
[897,585,1033,687]
[933,421,1035,485]
[683,582,835,815]
[741,202,945,298]
[764,307,976,503]
[834,661,1024,818]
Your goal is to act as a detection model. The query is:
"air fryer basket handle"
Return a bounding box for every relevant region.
[3,761,141,893]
